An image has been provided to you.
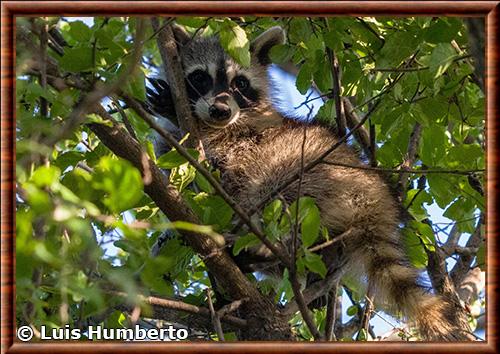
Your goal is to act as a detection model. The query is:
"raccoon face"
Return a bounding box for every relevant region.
[173,25,285,129]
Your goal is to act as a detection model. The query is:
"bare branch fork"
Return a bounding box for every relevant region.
[110,291,246,328]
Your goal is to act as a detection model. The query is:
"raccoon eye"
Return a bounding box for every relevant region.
[233,75,250,91]
[187,70,212,95]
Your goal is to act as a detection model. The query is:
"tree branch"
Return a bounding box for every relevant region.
[321,160,483,176]
[342,97,373,163]
[325,281,339,340]
[111,291,246,329]
[451,213,485,286]
[397,123,422,200]
[88,116,264,302]
[151,17,201,149]
[206,288,225,340]
[121,95,291,267]
[42,19,146,148]
[326,44,346,136]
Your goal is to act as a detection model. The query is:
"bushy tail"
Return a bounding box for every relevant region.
[358,236,474,341]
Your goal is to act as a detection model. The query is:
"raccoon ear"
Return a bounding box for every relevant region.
[250,26,286,66]
[172,24,191,46]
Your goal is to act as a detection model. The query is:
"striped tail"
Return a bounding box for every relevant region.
[358,234,474,341]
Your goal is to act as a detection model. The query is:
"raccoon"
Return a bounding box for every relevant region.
[148,24,472,341]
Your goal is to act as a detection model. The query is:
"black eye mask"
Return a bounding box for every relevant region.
[186,69,213,99]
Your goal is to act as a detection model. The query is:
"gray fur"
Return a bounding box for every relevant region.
[155,25,473,341]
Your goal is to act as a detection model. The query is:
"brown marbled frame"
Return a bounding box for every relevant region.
[1,1,498,353]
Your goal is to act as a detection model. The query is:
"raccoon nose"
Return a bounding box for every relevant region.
[215,92,230,103]
[209,102,232,121]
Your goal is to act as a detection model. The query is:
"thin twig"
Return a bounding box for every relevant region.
[325,281,339,341]
[109,290,247,328]
[122,95,291,267]
[206,289,225,341]
[288,124,323,340]
[241,99,381,228]
[371,55,472,73]
[111,98,137,140]
[217,298,248,318]
[451,213,485,286]
[357,293,374,341]
[324,20,345,137]
[38,18,49,118]
[320,161,483,176]
[353,51,420,111]
[342,97,373,163]
[43,19,146,147]
[397,123,422,200]
[307,228,355,253]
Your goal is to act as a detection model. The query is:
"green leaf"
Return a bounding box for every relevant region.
[296,61,314,94]
[263,200,283,225]
[157,148,200,169]
[347,305,359,316]
[141,256,175,296]
[427,174,456,208]
[170,163,196,192]
[288,18,311,44]
[233,233,260,256]
[446,144,484,169]
[315,99,335,125]
[269,44,295,64]
[59,46,94,72]
[301,203,321,248]
[288,196,316,224]
[314,56,333,93]
[424,18,463,44]
[378,31,420,67]
[302,251,327,278]
[94,27,126,66]
[403,227,428,269]
[93,156,143,213]
[194,171,215,194]
[409,220,436,252]
[357,328,368,341]
[405,189,433,222]
[192,193,234,231]
[416,97,448,125]
[30,165,61,188]
[67,20,93,42]
[203,196,234,230]
[420,125,448,166]
[175,17,208,29]
[105,311,127,329]
[219,21,250,67]
[443,197,475,222]
[54,151,85,171]
[125,68,146,101]
[429,43,457,79]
